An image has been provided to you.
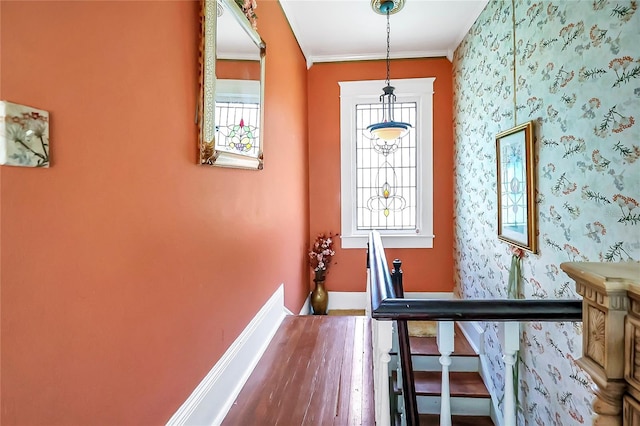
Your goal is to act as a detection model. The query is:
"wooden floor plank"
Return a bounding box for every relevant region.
[275,316,327,425]
[241,316,321,421]
[280,316,331,424]
[222,316,374,426]
[224,315,305,420]
[333,318,356,425]
[299,317,350,425]
[361,317,375,420]
[338,316,371,426]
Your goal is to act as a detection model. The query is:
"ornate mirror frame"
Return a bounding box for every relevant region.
[198,0,266,170]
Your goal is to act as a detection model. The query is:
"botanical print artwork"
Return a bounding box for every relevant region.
[497,121,536,251]
[0,100,50,168]
[453,0,638,424]
[501,139,526,236]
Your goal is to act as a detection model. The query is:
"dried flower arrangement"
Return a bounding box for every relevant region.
[308,233,337,275]
[235,0,257,30]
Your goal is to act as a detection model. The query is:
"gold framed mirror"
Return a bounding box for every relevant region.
[199,0,266,170]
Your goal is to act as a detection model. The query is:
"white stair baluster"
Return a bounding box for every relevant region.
[373,319,393,426]
[502,321,520,426]
[437,321,455,426]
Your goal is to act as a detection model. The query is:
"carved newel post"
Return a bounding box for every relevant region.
[561,262,640,426]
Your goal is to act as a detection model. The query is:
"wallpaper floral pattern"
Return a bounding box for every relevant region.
[452,0,639,424]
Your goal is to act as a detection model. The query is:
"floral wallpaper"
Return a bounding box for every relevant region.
[452,0,639,424]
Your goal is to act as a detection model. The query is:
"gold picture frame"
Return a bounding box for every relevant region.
[496,121,537,253]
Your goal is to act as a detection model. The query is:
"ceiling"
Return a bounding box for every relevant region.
[279,0,489,67]
[218,1,262,60]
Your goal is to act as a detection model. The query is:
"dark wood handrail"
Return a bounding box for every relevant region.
[368,231,582,322]
[367,229,582,425]
[372,299,582,321]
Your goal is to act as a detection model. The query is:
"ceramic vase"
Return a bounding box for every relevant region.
[310,269,328,315]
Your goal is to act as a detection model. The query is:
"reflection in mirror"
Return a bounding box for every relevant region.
[199,0,266,170]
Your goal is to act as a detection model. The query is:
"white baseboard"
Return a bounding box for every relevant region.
[298,291,367,314]
[328,291,368,310]
[319,291,454,313]
[456,320,502,425]
[479,350,504,426]
[299,294,310,315]
[166,284,289,426]
[457,320,484,354]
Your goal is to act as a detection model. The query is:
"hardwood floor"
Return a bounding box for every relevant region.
[221,315,374,426]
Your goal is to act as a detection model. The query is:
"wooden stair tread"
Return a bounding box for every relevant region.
[414,371,490,398]
[409,324,476,356]
[419,414,494,426]
[393,371,490,398]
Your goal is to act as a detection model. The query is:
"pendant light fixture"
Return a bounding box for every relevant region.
[367,0,411,142]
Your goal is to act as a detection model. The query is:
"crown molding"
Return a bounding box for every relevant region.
[308,50,450,67]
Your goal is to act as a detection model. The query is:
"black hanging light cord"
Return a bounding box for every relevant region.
[385,8,391,87]
[366,0,411,141]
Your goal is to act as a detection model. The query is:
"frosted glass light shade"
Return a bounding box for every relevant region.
[368,121,411,141]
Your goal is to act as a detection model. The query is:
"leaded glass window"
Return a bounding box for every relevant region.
[500,142,526,233]
[215,101,260,156]
[339,78,434,249]
[355,102,417,230]
[214,79,260,157]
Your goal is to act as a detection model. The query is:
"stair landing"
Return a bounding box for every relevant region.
[221,315,374,426]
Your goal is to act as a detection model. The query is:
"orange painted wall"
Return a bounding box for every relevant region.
[217,59,261,80]
[307,59,454,292]
[0,1,308,425]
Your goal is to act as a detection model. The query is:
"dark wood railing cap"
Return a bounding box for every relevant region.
[367,231,582,322]
[371,298,582,321]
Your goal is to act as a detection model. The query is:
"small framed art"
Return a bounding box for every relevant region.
[496,121,537,253]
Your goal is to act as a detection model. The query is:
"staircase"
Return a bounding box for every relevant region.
[368,230,583,426]
[390,322,494,426]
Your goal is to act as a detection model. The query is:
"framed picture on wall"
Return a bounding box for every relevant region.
[496,121,537,253]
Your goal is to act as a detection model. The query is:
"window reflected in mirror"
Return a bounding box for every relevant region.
[198,0,266,170]
[215,61,261,158]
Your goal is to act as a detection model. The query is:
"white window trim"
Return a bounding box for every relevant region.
[216,79,260,103]
[339,78,435,249]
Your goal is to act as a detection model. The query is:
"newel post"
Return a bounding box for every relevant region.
[392,259,404,297]
[560,262,634,426]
